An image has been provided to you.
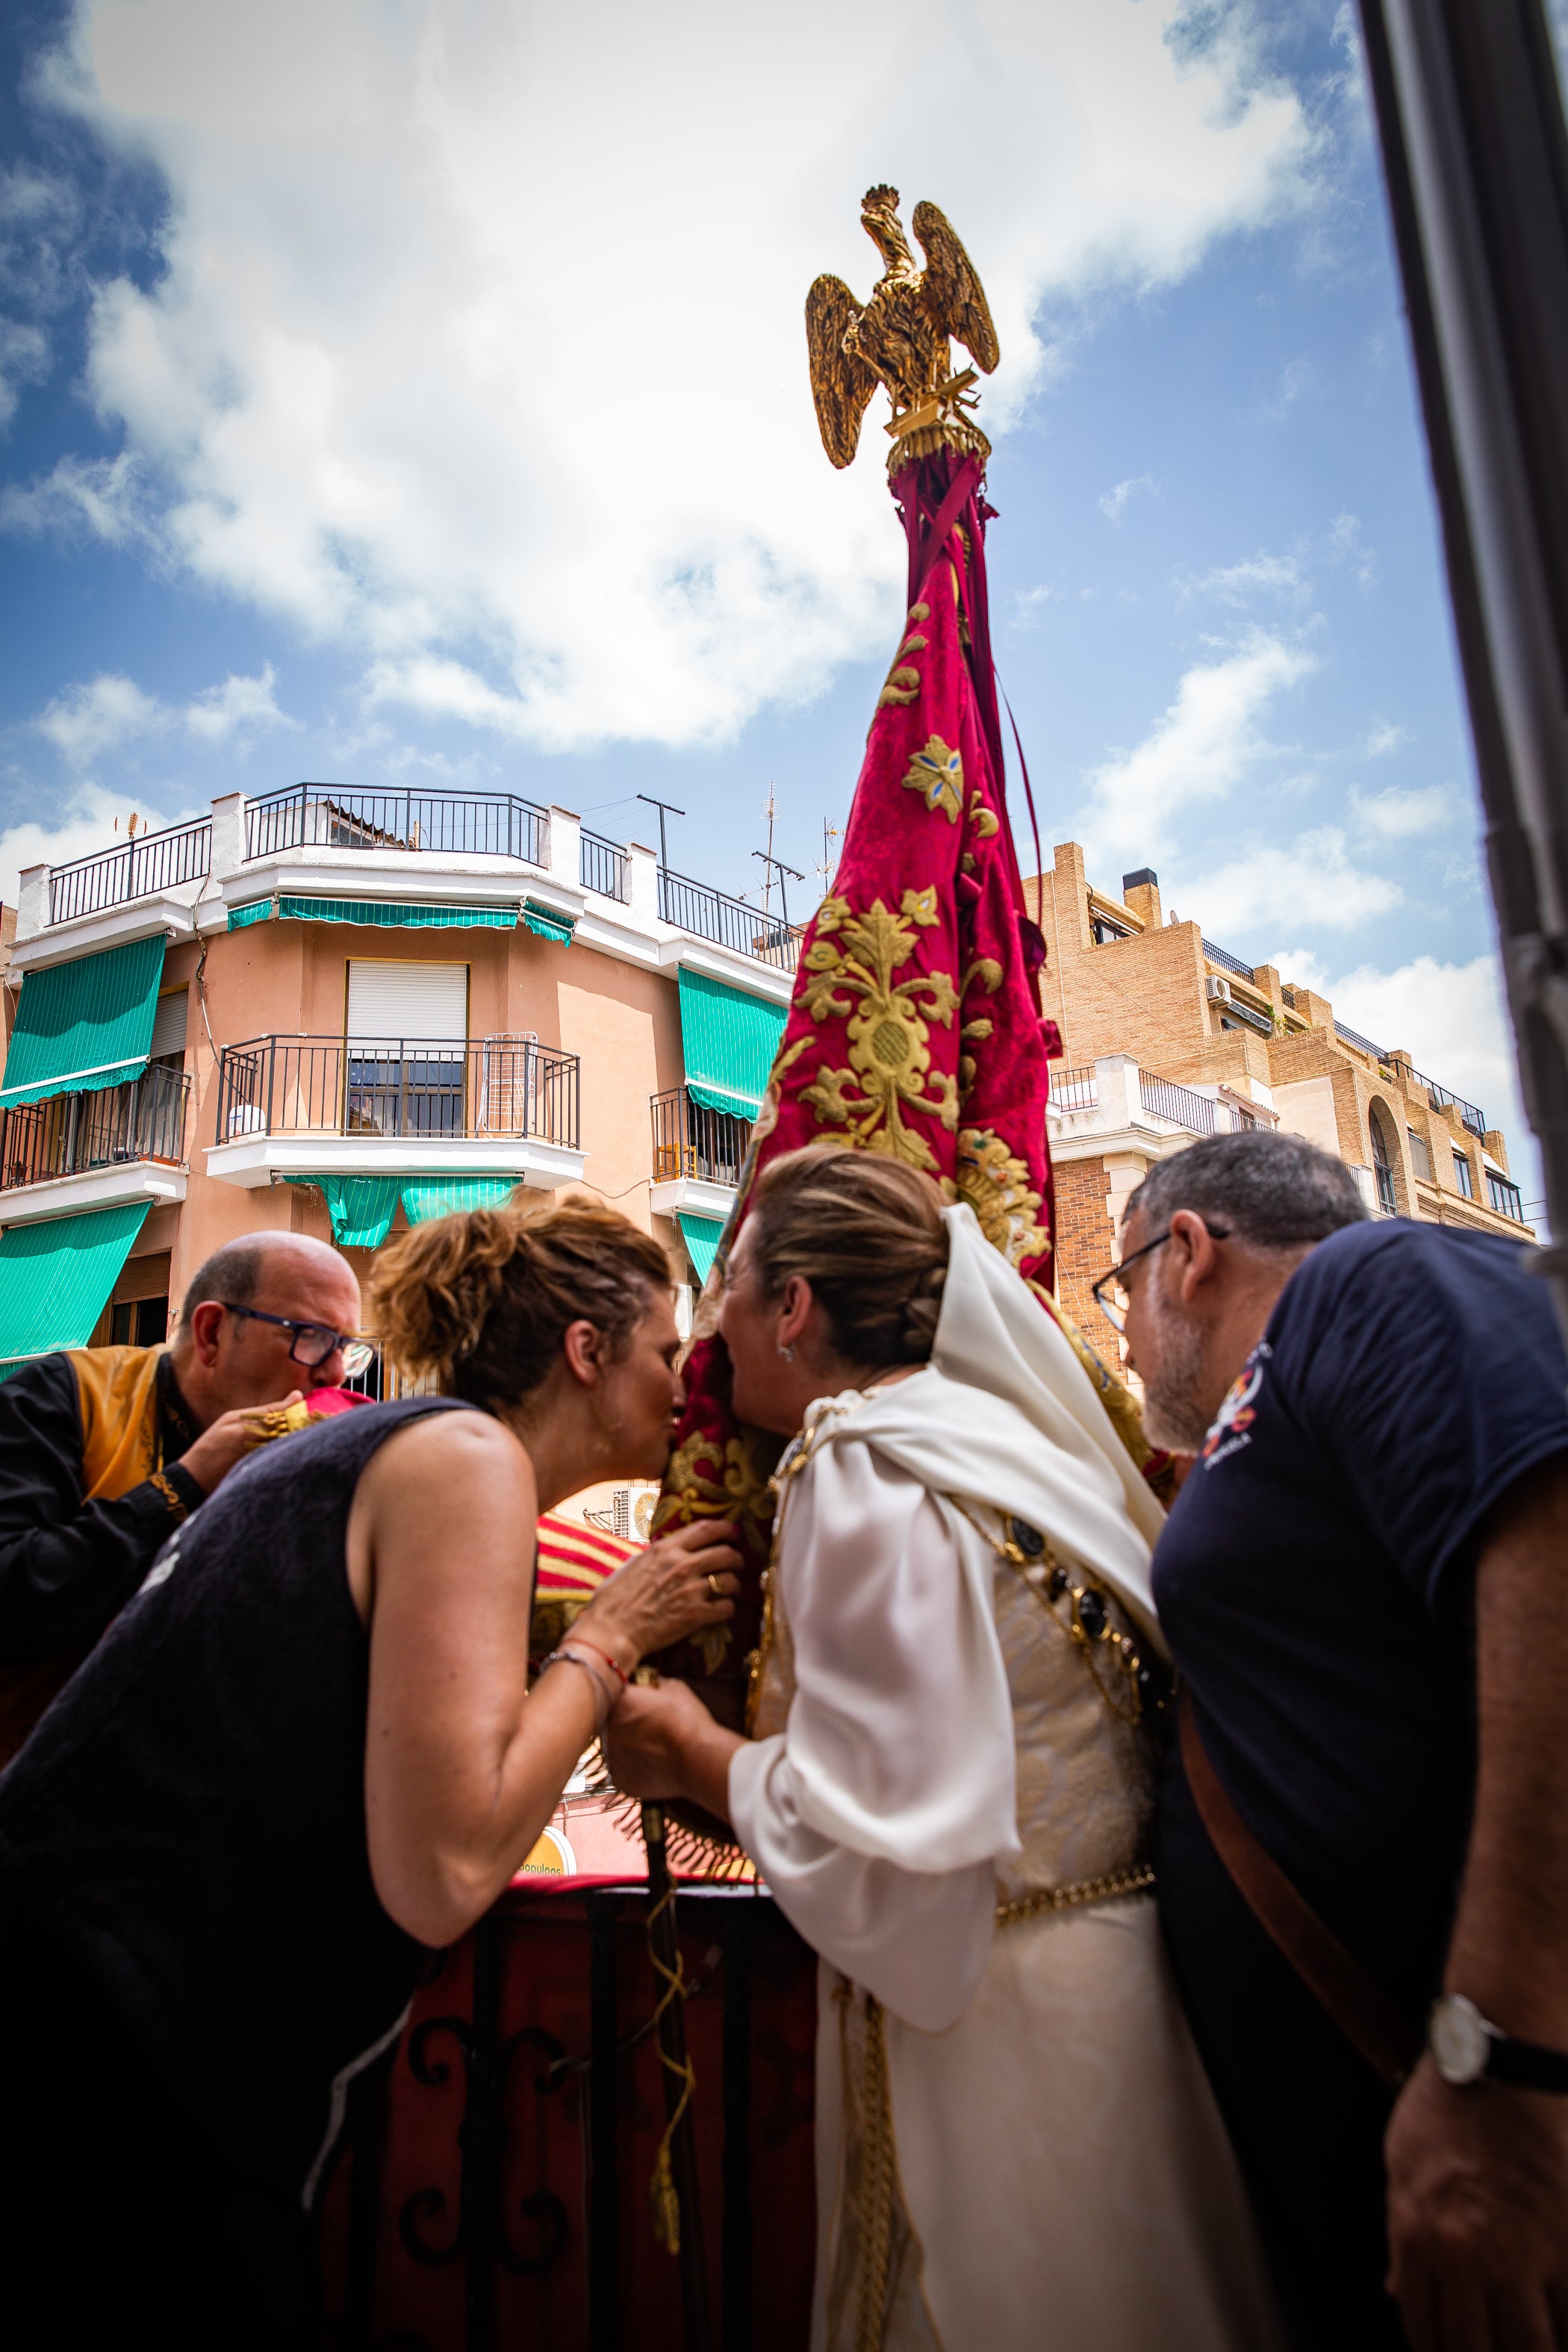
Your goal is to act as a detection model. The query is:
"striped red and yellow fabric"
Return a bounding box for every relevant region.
[530,1510,638,1656]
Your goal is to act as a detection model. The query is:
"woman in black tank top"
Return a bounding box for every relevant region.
[0,1200,741,2348]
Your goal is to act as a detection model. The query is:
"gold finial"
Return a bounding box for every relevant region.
[806,186,1000,472]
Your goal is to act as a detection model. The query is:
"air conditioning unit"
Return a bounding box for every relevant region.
[1205,976,1232,1003]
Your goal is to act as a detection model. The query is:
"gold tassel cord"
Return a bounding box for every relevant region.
[854,1996,896,2352]
[647,1867,697,2257]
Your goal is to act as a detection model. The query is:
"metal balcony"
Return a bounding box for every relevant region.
[657,868,801,972]
[48,820,212,925]
[215,1036,579,1150]
[650,1087,751,1189]
[579,830,630,902]
[0,1064,191,1191]
[244,785,550,868]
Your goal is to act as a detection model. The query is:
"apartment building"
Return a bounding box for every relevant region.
[1030,841,1534,1336]
[0,783,791,1371]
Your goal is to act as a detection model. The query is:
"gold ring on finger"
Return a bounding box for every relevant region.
[706,1572,724,1599]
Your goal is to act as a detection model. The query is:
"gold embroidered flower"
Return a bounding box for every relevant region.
[901,735,964,823]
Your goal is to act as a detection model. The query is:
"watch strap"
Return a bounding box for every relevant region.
[1487,2032,1568,2094]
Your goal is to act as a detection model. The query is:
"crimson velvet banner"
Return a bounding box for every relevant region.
[648,448,1160,1773]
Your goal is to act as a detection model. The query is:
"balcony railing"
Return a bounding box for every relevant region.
[1202,939,1255,982]
[1387,1054,1487,1140]
[579,831,630,902]
[658,868,801,972]
[49,819,211,926]
[651,1087,751,1189]
[0,1064,191,1191]
[215,1036,579,1150]
[1334,1018,1386,1059]
[1140,1072,1219,1136]
[1049,1063,1098,1113]
[245,785,550,868]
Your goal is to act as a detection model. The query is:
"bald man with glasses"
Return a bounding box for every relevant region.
[0,1231,367,1760]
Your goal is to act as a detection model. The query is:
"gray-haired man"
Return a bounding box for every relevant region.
[1107,1132,1568,2351]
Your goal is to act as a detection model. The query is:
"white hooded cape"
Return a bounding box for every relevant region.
[727,1204,1165,2032]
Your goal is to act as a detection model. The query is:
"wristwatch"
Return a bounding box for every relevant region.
[1428,1994,1568,2091]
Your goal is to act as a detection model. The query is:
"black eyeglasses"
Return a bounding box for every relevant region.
[222,1303,375,1378]
[1090,1222,1231,1336]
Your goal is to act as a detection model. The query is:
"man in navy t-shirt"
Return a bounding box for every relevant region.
[1104,1132,1568,2349]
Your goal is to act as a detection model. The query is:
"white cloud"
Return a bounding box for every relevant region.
[37,673,164,765]
[0,783,194,906]
[34,662,290,767]
[1186,826,1401,937]
[1098,472,1158,525]
[1077,630,1316,864]
[1351,783,1453,838]
[183,663,291,743]
[1330,952,1531,1176]
[1187,550,1305,604]
[14,0,1314,753]
[1328,509,1375,588]
[1364,719,1410,757]
[0,319,49,430]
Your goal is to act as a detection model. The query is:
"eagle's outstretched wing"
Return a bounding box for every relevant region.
[912,201,999,375]
[806,274,880,469]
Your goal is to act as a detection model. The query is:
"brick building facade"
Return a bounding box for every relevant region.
[1029,840,1533,1344]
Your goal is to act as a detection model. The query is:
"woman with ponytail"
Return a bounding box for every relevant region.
[607,1146,1284,2352]
[0,1198,739,2347]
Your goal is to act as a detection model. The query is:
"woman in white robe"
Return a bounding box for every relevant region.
[607,1146,1283,2352]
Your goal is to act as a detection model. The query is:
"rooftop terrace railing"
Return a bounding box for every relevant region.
[245,785,550,868]
[1387,1054,1487,1139]
[0,1063,190,1190]
[1140,1071,1220,1136]
[579,830,629,903]
[1334,1018,1386,1059]
[48,818,211,926]
[1202,939,1255,983]
[215,1036,579,1151]
[657,867,801,972]
[1048,1063,1098,1113]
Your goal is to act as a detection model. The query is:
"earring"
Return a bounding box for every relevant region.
[778,1343,794,1361]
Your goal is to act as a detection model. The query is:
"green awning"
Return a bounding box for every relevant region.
[0,936,166,1107]
[678,1213,726,1287]
[229,897,517,932]
[676,968,787,1121]
[401,1177,519,1222]
[289,1173,520,1245]
[286,1175,403,1249]
[522,899,575,945]
[0,1202,151,1370]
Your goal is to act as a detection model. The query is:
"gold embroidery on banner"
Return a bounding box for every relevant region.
[799,892,959,1171]
[874,603,932,713]
[967,788,1000,839]
[950,1127,1051,1266]
[655,1427,777,1673]
[900,735,963,823]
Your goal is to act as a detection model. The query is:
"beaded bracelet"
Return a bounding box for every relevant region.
[540,1645,612,1731]
[568,1634,629,1689]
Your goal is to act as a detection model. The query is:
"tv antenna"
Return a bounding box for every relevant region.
[635,794,685,874]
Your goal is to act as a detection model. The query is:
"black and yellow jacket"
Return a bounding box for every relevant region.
[0,1345,205,1758]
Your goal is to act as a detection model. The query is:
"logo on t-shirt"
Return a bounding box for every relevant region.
[1201,1343,1271,1468]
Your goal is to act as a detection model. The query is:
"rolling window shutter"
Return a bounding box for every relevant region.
[346,961,468,1048]
[149,989,189,1062]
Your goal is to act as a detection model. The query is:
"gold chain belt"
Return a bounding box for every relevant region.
[995,1861,1155,1929]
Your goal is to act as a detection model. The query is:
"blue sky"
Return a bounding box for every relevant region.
[0,0,1543,1210]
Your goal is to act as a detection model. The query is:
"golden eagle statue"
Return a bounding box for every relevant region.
[806,183,1000,470]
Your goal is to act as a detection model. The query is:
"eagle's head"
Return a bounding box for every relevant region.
[861,184,915,274]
